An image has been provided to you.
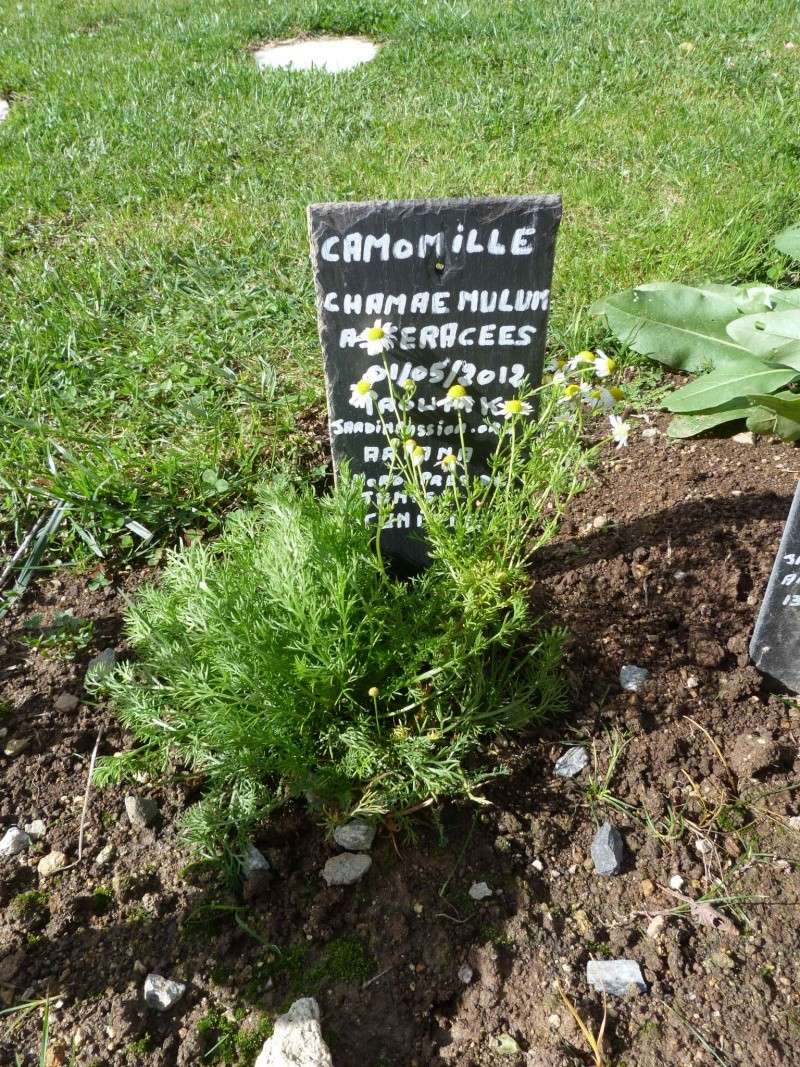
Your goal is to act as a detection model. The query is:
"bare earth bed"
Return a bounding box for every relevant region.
[2,418,799,1066]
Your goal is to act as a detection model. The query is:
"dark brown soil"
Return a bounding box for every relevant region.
[2,419,800,1066]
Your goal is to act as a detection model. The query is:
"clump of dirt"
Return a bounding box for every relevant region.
[2,419,800,1066]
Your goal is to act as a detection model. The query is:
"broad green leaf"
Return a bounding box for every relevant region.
[734,286,800,313]
[745,407,800,440]
[775,223,800,261]
[591,285,751,372]
[746,391,800,441]
[747,390,800,418]
[667,405,753,438]
[726,309,800,358]
[639,280,742,300]
[663,359,798,413]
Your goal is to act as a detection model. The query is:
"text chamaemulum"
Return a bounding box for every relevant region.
[322,287,549,316]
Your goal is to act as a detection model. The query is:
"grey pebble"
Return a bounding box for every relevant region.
[54,692,80,713]
[86,647,117,679]
[333,818,376,852]
[242,843,271,878]
[143,973,186,1011]
[322,853,372,886]
[554,746,589,778]
[125,795,159,829]
[586,959,647,996]
[591,820,624,876]
[241,843,271,902]
[619,664,650,692]
[468,881,493,900]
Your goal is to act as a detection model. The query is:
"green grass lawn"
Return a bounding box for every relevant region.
[1,0,799,561]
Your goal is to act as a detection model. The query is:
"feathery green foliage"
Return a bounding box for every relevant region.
[94,401,584,861]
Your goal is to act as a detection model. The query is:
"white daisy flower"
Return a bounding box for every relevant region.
[559,380,594,406]
[585,385,625,410]
[593,351,616,378]
[609,414,631,448]
[437,384,474,413]
[440,452,458,472]
[566,350,596,371]
[410,445,426,468]
[358,319,397,356]
[543,356,566,374]
[495,397,533,419]
[349,376,377,413]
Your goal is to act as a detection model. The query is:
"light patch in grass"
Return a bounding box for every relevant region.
[254,36,380,73]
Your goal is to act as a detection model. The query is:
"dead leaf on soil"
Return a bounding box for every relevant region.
[689,900,737,936]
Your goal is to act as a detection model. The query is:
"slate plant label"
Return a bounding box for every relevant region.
[308,195,562,566]
[750,480,800,692]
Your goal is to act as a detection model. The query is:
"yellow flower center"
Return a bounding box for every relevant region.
[447,384,467,399]
[601,356,616,372]
[576,350,595,364]
[366,326,385,341]
[401,378,414,391]
[610,386,625,401]
[368,686,380,698]
[355,379,372,395]
[505,398,524,414]
[404,438,417,453]
[441,453,457,468]
[412,446,425,460]
[564,384,580,399]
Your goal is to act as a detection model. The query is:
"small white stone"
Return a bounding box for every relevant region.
[586,959,647,996]
[685,675,699,690]
[0,826,31,858]
[38,850,67,876]
[254,36,379,74]
[788,815,800,831]
[255,997,332,1067]
[457,963,473,984]
[669,874,685,891]
[531,858,544,872]
[95,843,116,867]
[242,843,271,879]
[143,974,186,1011]
[732,431,755,445]
[553,746,589,778]
[641,427,659,440]
[24,819,46,840]
[547,1013,561,1029]
[468,881,492,900]
[646,915,665,939]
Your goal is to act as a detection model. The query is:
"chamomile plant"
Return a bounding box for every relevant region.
[94,336,631,866]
